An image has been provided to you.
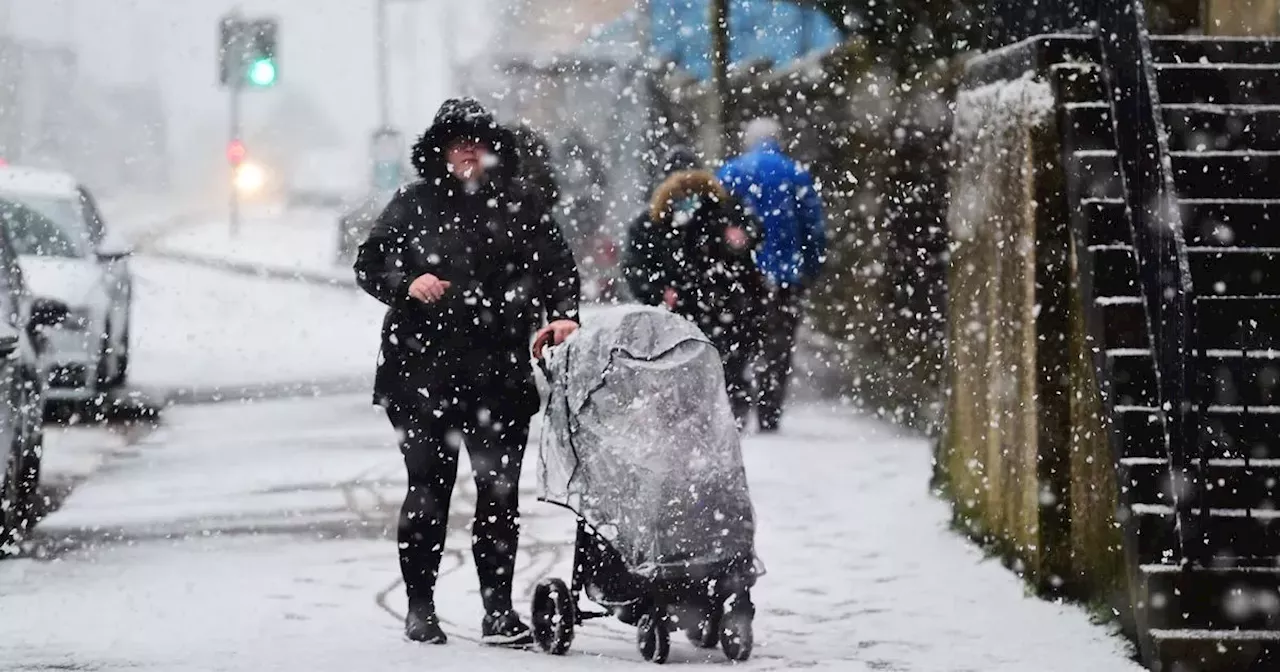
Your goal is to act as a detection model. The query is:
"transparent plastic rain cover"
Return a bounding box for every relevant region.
[539,305,756,579]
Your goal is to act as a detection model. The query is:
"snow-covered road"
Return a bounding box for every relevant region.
[2,394,1143,671]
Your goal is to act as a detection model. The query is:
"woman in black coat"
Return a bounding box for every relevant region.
[354,98,580,647]
[644,168,766,424]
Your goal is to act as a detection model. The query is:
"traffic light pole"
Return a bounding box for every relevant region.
[229,84,242,237]
[375,0,390,128]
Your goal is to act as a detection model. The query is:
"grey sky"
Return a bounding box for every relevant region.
[5,0,495,180]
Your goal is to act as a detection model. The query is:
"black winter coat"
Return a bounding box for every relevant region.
[632,169,766,356]
[622,210,673,306]
[355,99,581,416]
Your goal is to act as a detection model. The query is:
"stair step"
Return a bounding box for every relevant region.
[1083,198,1130,247]
[1151,627,1280,672]
[1172,153,1280,200]
[1133,504,1280,563]
[1151,36,1280,65]
[1181,201,1280,248]
[1144,565,1280,631]
[1199,353,1280,407]
[1114,406,1165,460]
[1134,504,1183,564]
[1074,104,1280,152]
[1157,65,1280,106]
[1166,108,1280,152]
[1115,407,1280,462]
[1060,104,1114,152]
[1090,246,1140,298]
[1124,461,1280,515]
[1190,249,1280,296]
[1098,298,1149,349]
[1051,64,1106,104]
[1108,350,1157,408]
[1196,297,1280,349]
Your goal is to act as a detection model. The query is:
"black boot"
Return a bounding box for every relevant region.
[405,607,447,644]
[480,610,533,647]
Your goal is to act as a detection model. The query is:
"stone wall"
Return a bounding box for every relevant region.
[938,58,1135,625]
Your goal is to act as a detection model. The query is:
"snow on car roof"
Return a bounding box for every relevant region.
[0,165,79,199]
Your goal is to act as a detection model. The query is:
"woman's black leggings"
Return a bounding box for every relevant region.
[385,399,529,616]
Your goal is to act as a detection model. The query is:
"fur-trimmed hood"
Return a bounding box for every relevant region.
[410,98,518,188]
[649,169,728,222]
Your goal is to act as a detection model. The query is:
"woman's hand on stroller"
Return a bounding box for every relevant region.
[663,287,679,309]
[533,319,580,359]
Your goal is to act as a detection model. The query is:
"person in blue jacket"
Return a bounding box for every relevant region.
[718,118,826,432]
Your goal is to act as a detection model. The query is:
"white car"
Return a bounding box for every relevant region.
[0,167,132,401]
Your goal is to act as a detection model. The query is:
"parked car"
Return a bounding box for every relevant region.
[0,166,105,243]
[0,168,133,401]
[335,188,396,263]
[0,200,53,549]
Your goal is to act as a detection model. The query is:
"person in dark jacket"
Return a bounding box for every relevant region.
[646,168,765,424]
[354,98,581,646]
[621,145,700,306]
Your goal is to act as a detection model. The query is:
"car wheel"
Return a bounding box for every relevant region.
[2,377,40,553]
[0,431,21,553]
[111,320,130,387]
[97,320,129,389]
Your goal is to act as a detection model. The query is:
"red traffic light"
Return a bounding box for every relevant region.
[226,140,247,166]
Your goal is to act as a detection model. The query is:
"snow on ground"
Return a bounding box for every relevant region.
[148,204,349,281]
[97,193,218,247]
[129,256,384,394]
[1,394,1143,671]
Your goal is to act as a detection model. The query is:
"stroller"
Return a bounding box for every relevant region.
[532,306,759,664]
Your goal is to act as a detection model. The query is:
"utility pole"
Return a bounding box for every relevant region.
[707,0,731,161]
[219,14,278,236]
[440,0,458,95]
[375,0,390,128]
[228,84,242,235]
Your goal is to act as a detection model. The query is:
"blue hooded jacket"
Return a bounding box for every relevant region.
[717,139,826,287]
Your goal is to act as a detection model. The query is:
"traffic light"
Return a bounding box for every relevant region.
[248,58,277,87]
[219,16,279,89]
[226,139,247,166]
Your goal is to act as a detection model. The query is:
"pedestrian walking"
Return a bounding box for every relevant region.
[718,118,826,433]
[643,165,765,425]
[621,145,700,306]
[354,98,581,646]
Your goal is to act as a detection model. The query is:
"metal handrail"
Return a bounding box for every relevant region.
[1093,0,1202,565]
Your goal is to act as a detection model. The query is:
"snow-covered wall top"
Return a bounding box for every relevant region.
[952,72,1055,145]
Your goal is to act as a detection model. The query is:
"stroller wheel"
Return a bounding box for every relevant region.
[720,592,754,662]
[684,609,720,649]
[532,578,575,655]
[636,610,670,664]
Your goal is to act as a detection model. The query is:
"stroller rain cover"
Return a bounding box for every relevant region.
[539,305,757,579]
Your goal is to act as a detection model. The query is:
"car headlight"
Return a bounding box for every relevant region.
[234,162,267,194]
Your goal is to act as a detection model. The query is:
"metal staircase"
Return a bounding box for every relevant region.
[1054,31,1280,671]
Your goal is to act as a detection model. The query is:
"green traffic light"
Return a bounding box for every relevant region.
[248,59,277,87]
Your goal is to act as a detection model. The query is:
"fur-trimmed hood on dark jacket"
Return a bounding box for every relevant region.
[648,169,729,223]
[410,98,520,189]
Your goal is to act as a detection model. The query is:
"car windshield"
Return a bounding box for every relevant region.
[0,192,86,240]
[0,198,87,258]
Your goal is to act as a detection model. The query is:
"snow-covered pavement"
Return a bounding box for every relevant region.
[129,256,383,396]
[147,204,352,284]
[2,394,1143,671]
